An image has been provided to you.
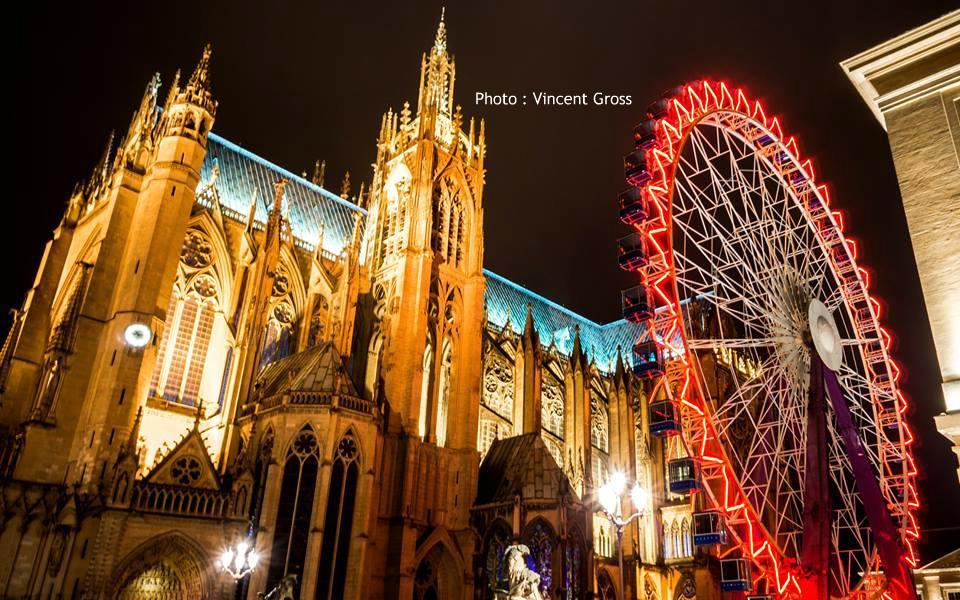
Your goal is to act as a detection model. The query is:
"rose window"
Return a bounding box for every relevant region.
[181,231,212,269]
[170,456,202,485]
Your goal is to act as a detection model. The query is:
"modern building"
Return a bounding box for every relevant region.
[842,9,960,479]
[913,549,960,600]
[843,10,960,599]
[0,15,720,600]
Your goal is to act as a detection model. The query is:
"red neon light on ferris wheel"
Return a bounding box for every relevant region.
[619,79,919,598]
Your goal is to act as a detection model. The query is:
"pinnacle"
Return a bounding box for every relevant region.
[188,43,213,91]
[432,8,447,56]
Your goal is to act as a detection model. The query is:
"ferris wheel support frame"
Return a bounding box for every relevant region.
[801,349,913,597]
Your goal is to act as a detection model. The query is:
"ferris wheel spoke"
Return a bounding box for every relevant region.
[673,180,796,331]
[674,161,774,295]
[672,223,780,327]
[686,338,789,350]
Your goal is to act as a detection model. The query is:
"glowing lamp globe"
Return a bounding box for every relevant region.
[597,485,619,515]
[608,471,627,495]
[124,323,152,348]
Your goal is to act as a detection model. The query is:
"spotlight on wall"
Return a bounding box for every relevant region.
[123,323,153,348]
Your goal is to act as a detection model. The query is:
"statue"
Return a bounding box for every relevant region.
[257,574,297,600]
[496,544,544,600]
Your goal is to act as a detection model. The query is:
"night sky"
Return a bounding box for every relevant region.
[16,1,960,561]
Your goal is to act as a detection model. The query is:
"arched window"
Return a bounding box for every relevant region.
[260,302,295,369]
[590,396,609,452]
[316,432,361,600]
[435,338,453,447]
[455,210,464,267]
[564,527,585,600]
[682,518,692,557]
[413,558,439,600]
[150,276,219,407]
[418,341,434,439]
[524,520,555,597]
[481,343,514,421]
[673,521,682,559]
[379,167,410,266]
[483,521,511,597]
[248,429,274,534]
[266,426,318,592]
[432,177,465,268]
[363,333,384,401]
[597,569,616,600]
[663,519,674,559]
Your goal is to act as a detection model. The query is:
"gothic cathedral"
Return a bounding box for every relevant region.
[0,15,718,600]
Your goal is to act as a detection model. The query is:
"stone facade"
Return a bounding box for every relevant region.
[842,9,960,480]
[0,15,720,600]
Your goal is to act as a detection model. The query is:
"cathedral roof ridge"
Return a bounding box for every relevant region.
[206,133,365,215]
[483,269,609,329]
[200,133,365,257]
[483,269,643,373]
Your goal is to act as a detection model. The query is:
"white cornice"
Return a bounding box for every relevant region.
[841,10,960,129]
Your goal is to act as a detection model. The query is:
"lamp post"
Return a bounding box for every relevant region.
[597,471,648,600]
[217,539,259,581]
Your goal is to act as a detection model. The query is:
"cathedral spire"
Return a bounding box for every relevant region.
[522,302,539,348]
[85,131,115,197]
[267,179,287,242]
[569,324,587,371]
[175,44,217,117]
[188,44,213,92]
[432,7,447,56]
[245,189,259,234]
[614,346,626,381]
[312,159,326,187]
[162,69,180,115]
[418,8,455,122]
[126,73,161,143]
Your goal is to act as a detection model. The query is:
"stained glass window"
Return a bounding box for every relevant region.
[484,523,510,596]
[266,427,318,592]
[316,432,361,600]
[525,521,554,597]
[150,295,216,406]
[564,528,584,600]
[436,340,453,447]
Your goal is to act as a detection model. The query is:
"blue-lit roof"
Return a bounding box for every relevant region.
[198,134,640,372]
[484,269,642,372]
[200,133,365,255]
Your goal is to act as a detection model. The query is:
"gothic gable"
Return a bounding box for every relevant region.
[143,427,220,490]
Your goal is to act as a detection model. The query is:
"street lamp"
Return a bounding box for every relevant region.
[597,471,648,600]
[217,540,259,580]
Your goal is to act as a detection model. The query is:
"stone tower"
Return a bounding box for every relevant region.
[357,11,488,598]
[2,47,216,489]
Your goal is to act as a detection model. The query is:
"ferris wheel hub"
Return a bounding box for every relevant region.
[808,299,843,371]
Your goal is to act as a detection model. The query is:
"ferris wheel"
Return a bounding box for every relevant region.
[617,81,919,598]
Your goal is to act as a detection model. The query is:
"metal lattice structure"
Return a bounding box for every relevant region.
[618,81,918,598]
